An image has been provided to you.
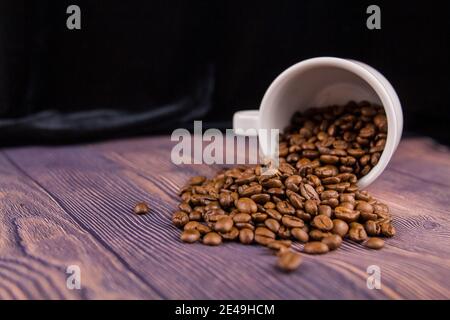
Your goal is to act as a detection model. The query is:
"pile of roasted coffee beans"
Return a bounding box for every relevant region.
[172,101,395,272]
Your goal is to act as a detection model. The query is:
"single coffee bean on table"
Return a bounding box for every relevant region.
[134,201,150,215]
[171,101,394,273]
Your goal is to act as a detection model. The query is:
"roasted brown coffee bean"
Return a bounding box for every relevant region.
[365,237,385,249]
[296,210,312,222]
[304,241,329,254]
[277,251,302,272]
[261,178,283,188]
[180,229,200,243]
[287,192,304,209]
[251,193,271,204]
[235,222,255,230]
[332,219,349,237]
[219,192,234,208]
[265,209,283,221]
[188,176,206,186]
[268,240,292,251]
[282,215,304,228]
[277,225,292,239]
[265,218,281,233]
[309,229,332,241]
[255,227,276,239]
[300,183,320,200]
[276,201,296,215]
[348,224,368,242]
[291,227,309,242]
[221,227,239,241]
[334,206,360,223]
[189,210,203,221]
[134,202,149,215]
[172,211,189,228]
[364,220,381,236]
[203,232,222,246]
[239,184,263,197]
[178,202,192,213]
[214,216,234,233]
[254,234,274,246]
[252,212,268,223]
[236,198,258,213]
[381,222,396,237]
[285,175,302,191]
[321,190,339,200]
[322,234,342,250]
[312,215,333,231]
[304,199,318,215]
[184,221,200,231]
[239,228,254,244]
[318,205,332,217]
[233,213,252,223]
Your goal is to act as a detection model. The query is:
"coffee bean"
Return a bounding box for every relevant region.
[265,208,283,221]
[239,184,263,197]
[277,251,302,272]
[134,202,149,215]
[236,198,258,213]
[214,216,234,233]
[364,237,385,249]
[276,201,296,215]
[268,240,292,251]
[251,193,271,204]
[252,213,268,223]
[221,227,239,241]
[381,222,396,237]
[287,191,304,209]
[304,199,318,215]
[322,234,342,250]
[332,219,349,237]
[235,222,255,230]
[309,229,332,241]
[318,205,332,217]
[184,221,200,231]
[239,228,254,244]
[312,215,333,231]
[180,229,200,243]
[189,210,203,221]
[254,234,275,246]
[188,176,206,186]
[233,213,252,223]
[364,220,381,236]
[282,215,304,228]
[255,227,276,239]
[334,206,360,223]
[265,218,281,233]
[203,232,222,246]
[291,227,309,243]
[304,241,329,254]
[348,224,368,242]
[172,211,189,228]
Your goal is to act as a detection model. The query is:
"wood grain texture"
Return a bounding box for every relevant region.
[0,136,449,299]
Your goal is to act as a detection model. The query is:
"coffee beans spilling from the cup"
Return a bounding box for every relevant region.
[172,101,394,272]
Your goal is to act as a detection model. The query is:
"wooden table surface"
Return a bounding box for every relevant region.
[0,136,450,300]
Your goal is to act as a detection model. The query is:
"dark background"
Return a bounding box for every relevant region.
[1,0,449,145]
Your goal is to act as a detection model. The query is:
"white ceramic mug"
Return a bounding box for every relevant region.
[233,57,403,189]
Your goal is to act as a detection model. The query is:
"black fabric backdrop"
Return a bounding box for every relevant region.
[0,0,449,145]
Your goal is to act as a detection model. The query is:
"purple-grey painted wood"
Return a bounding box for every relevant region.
[0,136,449,299]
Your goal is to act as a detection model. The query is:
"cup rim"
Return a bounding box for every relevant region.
[259,57,401,189]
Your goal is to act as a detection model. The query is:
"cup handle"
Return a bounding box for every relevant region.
[233,110,259,136]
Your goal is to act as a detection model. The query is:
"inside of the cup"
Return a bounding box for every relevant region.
[258,64,384,161]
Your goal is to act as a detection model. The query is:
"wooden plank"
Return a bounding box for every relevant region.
[0,152,161,299]
[1,136,450,299]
